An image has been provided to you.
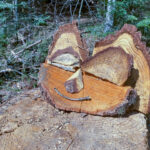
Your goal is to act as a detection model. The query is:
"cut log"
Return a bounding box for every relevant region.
[46,22,89,66]
[81,47,133,86]
[64,69,83,93]
[92,24,150,114]
[39,63,137,116]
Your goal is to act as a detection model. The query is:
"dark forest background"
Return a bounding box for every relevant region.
[0,0,150,93]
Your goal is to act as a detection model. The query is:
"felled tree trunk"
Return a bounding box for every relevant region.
[93,24,150,114]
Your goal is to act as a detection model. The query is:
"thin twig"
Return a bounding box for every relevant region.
[0,68,37,80]
[0,68,12,74]
[11,50,22,62]
[73,0,79,18]
[59,0,70,16]
[54,0,57,20]
[70,3,73,22]
[84,0,92,16]
[78,0,84,23]
[10,39,42,62]
[54,88,91,101]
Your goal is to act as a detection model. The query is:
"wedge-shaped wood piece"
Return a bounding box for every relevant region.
[64,69,83,93]
[47,47,80,72]
[39,64,137,116]
[92,24,150,114]
[47,62,79,72]
[46,22,89,65]
[50,52,80,66]
[81,47,133,86]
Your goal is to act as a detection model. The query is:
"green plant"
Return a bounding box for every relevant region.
[114,0,148,27]
[34,15,50,26]
[0,1,14,9]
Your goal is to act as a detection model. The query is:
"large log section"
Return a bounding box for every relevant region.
[93,24,150,114]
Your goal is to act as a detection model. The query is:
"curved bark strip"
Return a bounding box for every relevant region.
[46,22,89,63]
[92,24,150,114]
[81,47,133,86]
[39,64,137,116]
[54,88,91,101]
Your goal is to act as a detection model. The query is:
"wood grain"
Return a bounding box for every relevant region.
[46,22,89,62]
[81,47,133,86]
[39,64,136,116]
[92,24,150,114]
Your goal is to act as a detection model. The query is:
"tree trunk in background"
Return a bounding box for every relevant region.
[104,0,115,33]
[13,0,18,22]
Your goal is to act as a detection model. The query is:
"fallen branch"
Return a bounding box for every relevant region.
[10,39,42,61]
[11,50,22,62]
[0,68,37,80]
[54,88,91,101]
[0,68,12,74]
[16,39,42,55]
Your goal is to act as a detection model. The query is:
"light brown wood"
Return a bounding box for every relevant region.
[64,69,83,93]
[50,53,80,66]
[46,22,89,65]
[39,64,136,116]
[92,24,150,114]
[81,47,133,86]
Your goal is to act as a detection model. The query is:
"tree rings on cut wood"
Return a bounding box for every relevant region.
[92,24,150,114]
[46,22,89,67]
[39,64,137,116]
[81,47,133,86]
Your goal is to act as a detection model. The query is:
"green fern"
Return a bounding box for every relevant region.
[126,15,138,22]
[137,18,150,28]
[0,2,14,9]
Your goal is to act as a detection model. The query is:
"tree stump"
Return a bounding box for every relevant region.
[39,23,141,116]
[39,64,136,116]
